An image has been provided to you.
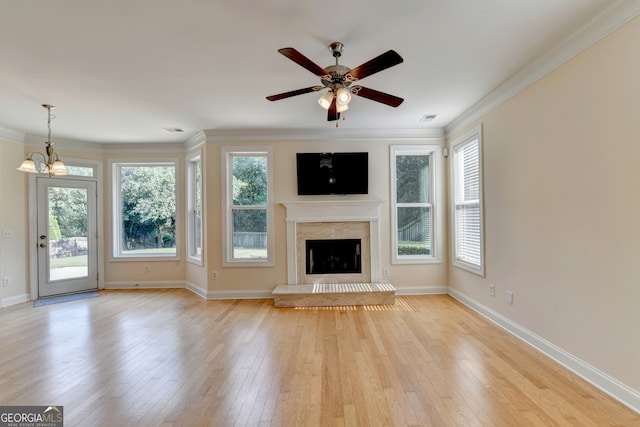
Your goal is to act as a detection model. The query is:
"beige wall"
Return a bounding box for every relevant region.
[448,16,640,391]
[205,138,448,294]
[0,138,29,305]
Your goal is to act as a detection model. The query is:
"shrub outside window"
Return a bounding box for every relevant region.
[390,145,442,264]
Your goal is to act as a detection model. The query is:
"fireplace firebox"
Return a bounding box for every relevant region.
[305,239,361,274]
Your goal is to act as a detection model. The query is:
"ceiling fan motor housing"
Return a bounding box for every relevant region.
[322,65,352,90]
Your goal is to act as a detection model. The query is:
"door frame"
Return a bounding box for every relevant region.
[28,158,104,301]
[37,178,97,297]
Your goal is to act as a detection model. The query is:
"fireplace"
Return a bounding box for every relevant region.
[281,200,384,285]
[306,239,362,274]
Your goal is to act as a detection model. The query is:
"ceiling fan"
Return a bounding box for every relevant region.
[266,42,404,122]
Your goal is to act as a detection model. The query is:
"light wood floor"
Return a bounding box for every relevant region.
[0,289,637,426]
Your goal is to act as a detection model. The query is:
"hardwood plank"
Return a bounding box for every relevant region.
[0,289,637,426]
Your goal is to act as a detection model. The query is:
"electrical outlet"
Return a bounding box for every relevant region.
[506,290,514,305]
[144,265,150,272]
[2,276,10,287]
[212,271,218,280]
[489,284,495,297]
[383,268,389,277]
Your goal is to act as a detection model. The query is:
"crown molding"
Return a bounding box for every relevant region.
[0,126,26,144]
[203,127,445,142]
[445,0,640,138]
[102,142,186,155]
[184,131,206,151]
[23,133,106,154]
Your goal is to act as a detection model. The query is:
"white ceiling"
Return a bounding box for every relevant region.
[0,0,635,144]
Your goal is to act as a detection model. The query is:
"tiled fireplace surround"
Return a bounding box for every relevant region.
[281,200,384,285]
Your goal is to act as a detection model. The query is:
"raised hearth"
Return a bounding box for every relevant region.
[273,282,396,308]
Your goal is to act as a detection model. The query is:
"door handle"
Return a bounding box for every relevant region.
[40,235,47,240]
[39,243,47,248]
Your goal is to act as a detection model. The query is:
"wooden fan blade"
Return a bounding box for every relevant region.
[351,86,404,107]
[345,50,403,82]
[278,47,328,77]
[327,94,340,121]
[266,86,324,101]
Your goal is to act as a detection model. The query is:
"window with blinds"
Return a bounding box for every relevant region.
[186,151,202,264]
[452,127,484,275]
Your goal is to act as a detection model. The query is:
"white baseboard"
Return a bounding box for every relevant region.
[447,288,640,414]
[1,293,30,308]
[103,281,272,301]
[395,285,448,296]
[104,281,186,290]
[185,282,207,299]
[206,289,274,300]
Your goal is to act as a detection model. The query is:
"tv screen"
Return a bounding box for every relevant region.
[296,152,368,195]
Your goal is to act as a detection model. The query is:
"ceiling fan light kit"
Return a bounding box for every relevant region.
[266,42,404,123]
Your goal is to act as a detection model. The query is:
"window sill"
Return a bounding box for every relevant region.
[223,260,274,268]
[453,260,484,277]
[392,257,442,265]
[110,255,180,262]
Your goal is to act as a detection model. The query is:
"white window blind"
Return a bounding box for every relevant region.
[452,130,483,274]
[186,152,202,264]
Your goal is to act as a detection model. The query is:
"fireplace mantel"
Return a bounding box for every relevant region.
[280,200,385,223]
[280,200,385,284]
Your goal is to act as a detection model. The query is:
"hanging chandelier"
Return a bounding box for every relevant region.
[17,104,68,176]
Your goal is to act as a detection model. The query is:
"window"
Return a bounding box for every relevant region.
[65,165,94,177]
[186,152,202,264]
[451,126,484,275]
[222,147,273,266]
[58,157,98,178]
[111,160,179,259]
[390,145,442,263]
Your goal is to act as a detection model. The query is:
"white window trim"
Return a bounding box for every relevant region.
[109,158,181,262]
[450,125,484,276]
[221,146,274,267]
[59,156,99,179]
[186,150,203,265]
[390,144,443,264]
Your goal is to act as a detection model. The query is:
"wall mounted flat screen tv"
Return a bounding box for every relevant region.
[296,152,368,195]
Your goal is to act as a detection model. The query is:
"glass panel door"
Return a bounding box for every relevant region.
[37,178,97,297]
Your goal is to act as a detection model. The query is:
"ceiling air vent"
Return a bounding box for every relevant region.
[419,114,437,123]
